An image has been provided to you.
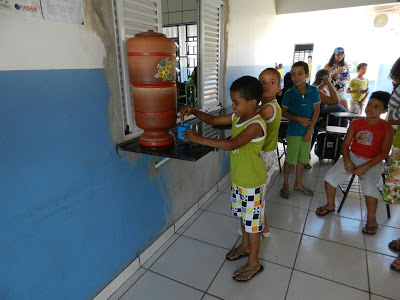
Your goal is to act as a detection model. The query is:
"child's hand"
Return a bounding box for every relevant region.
[322,75,330,84]
[183,129,199,143]
[180,105,196,121]
[353,165,368,176]
[303,131,311,142]
[297,117,312,127]
[344,163,355,173]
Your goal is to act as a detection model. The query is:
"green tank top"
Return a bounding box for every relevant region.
[259,100,282,152]
[230,114,267,188]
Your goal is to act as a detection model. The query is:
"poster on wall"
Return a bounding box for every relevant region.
[0,0,42,18]
[41,0,84,25]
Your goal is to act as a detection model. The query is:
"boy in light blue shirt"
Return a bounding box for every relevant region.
[281,61,320,198]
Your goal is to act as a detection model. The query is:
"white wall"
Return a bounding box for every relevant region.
[226,0,277,67]
[0,13,104,71]
[227,0,400,71]
[276,0,397,14]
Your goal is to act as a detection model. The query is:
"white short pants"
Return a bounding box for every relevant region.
[261,150,279,185]
[324,152,382,198]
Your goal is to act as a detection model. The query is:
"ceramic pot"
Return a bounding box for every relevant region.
[127,30,177,147]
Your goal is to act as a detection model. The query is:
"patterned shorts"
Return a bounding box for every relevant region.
[231,182,266,233]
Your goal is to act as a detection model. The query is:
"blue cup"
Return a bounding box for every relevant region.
[177,124,191,140]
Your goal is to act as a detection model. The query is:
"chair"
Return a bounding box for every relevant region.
[321,126,347,164]
[337,173,391,218]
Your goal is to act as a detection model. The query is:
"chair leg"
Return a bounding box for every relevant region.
[381,173,391,219]
[277,147,282,173]
[337,174,356,213]
[386,204,391,219]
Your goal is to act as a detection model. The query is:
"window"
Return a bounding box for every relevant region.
[113,0,224,140]
[293,44,313,63]
[163,24,197,83]
[199,0,224,111]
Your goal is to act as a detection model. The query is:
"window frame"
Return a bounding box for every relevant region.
[113,0,225,141]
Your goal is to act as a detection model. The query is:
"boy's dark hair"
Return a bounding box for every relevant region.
[389,57,400,81]
[370,91,391,109]
[328,53,345,67]
[283,72,294,89]
[230,76,263,102]
[260,67,281,81]
[292,61,309,74]
[357,63,367,70]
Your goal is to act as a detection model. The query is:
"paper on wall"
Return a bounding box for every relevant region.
[41,0,84,25]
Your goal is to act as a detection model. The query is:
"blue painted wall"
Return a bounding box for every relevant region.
[0,69,178,300]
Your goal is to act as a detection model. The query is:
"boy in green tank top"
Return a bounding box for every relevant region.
[258,68,283,185]
[180,76,266,282]
[236,68,282,239]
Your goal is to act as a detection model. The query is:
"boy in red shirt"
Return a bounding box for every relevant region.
[316,91,393,235]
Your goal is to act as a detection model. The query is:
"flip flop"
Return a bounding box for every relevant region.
[294,188,313,196]
[226,249,249,261]
[316,206,335,217]
[388,239,400,252]
[362,223,378,235]
[233,265,264,282]
[237,228,271,239]
[280,189,290,199]
[390,259,400,273]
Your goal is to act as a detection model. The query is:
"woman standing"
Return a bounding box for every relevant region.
[324,47,350,111]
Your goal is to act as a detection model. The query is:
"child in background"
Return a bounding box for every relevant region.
[347,63,369,115]
[280,61,320,198]
[278,63,285,86]
[181,76,266,282]
[316,92,393,236]
[307,55,313,83]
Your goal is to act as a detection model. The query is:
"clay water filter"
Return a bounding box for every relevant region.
[126,30,177,147]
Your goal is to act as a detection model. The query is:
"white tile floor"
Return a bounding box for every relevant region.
[109,152,400,300]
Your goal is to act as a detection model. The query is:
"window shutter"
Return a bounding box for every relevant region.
[199,0,224,111]
[113,0,162,138]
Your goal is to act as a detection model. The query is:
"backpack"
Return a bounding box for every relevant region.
[314,132,342,159]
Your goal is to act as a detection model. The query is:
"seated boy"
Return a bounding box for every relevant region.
[316,91,393,235]
[181,76,266,281]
